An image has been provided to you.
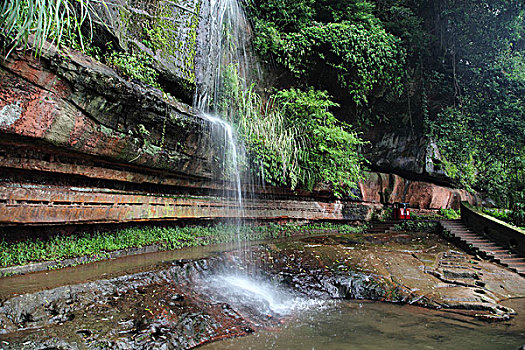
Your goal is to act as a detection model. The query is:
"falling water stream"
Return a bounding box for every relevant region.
[193,0,254,218]
[204,274,327,317]
[194,0,256,113]
[191,0,323,324]
[200,113,243,218]
[193,0,258,260]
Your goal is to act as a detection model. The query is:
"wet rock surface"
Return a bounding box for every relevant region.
[245,232,525,320]
[0,46,212,178]
[0,260,257,349]
[0,230,524,348]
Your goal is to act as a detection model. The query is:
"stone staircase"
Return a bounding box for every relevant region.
[440,220,525,276]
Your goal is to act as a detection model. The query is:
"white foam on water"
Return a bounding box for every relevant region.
[209,274,326,316]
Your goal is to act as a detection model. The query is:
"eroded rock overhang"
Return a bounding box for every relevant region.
[0,43,480,227]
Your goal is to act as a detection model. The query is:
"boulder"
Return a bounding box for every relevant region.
[365,129,449,181]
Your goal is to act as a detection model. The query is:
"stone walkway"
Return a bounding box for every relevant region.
[440,220,525,276]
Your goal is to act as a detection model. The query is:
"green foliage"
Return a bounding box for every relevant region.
[439,208,460,220]
[273,88,366,196]
[248,0,405,107]
[393,220,437,233]
[0,226,197,268]
[0,0,105,57]
[381,207,393,221]
[216,64,366,197]
[482,207,513,223]
[280,22,404,105]
[0,222,366,268]
[216,64,303,188]
[428,53,525,206]
[511,197,525,228]
[414,0,525,208]
[65,32,102,59]
[0,0,164,89]
[106,49,160,88]
[481,205,525,229]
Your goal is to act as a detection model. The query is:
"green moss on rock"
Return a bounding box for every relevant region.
[104,0,202,95]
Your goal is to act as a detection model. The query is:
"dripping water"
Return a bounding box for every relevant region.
[200,113,243,217]
[193,0,322,319]
[194,0,260,255]
[194,0,258,113]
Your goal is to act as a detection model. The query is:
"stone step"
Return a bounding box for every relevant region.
[499,258,525,263]
[486,251,515,257]
[443,224,469,229]
[451,231,478,235]
[456,235,493,243]
[500,258,525,265]
[513,268,525,276]
[452,230,477,234]
[472,245,502,251]
[468,241,499,246]
[441,226,471,231]
[438,220,524,275]
[508,262,525,267]
[457,237,483,241]
[456,236,487,241]
[455,237,491,244]
[475,248,504,254]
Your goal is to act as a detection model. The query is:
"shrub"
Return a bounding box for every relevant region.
[439,208,460,220]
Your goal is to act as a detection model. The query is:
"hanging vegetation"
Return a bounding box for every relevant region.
[0,0,108,57]
[247,0,525,217]
[217,64,366,197]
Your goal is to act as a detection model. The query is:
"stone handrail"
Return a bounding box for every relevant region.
[461,202,525,256]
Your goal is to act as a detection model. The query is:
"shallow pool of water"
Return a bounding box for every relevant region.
[202,300,525,350]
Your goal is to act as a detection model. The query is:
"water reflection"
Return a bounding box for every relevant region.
[202,300,525,350]
[0,244,231,298]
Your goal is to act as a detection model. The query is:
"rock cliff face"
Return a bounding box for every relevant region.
[89,0,202,102]
[0,1,479,228]
[0,44,478,227]
[0,44,380,226]
[0,46,212,179]
[364,128,450,184]
[359,172,480,210]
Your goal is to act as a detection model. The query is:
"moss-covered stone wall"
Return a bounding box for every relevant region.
[90,0,203,102]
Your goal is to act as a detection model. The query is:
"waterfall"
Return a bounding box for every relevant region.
[200,113,243,215]
[194,0,260,231]
[194,0,256,113]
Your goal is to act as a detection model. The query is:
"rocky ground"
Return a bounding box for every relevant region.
[0,229,524,349]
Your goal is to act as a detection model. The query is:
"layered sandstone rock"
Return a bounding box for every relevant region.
[0,45,476,227]
[359,172,480,210]
[0,47,382,226]
[0,44,213,179]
